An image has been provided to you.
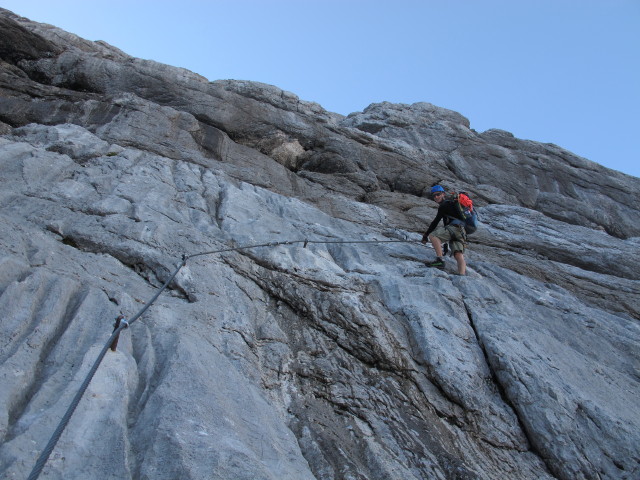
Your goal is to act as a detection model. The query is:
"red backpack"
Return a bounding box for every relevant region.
[448,191,479,234]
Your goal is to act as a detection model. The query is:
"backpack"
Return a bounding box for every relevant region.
[447,192,479,234]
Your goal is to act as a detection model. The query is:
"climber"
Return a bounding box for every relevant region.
[421,185,467,275]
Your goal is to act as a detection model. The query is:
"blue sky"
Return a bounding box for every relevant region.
[3,0,639,178]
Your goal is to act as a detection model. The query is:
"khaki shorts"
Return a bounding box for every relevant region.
[430,225,466,254]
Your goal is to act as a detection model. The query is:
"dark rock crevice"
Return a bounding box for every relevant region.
[460,299,558,478]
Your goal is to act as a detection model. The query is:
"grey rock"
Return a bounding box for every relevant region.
[0,8,639,480]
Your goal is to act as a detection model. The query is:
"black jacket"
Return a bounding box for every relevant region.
[423,200,465,238]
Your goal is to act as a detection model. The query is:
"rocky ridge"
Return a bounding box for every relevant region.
[0,9,638,480]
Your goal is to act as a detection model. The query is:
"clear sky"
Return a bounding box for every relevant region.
[3,0,639,178]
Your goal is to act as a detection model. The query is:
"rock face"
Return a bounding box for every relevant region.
[0,8,638,480]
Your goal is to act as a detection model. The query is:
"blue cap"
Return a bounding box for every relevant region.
[430,185,445,195]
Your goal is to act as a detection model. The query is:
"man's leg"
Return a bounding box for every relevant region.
[425,233,446,269]
[429,234,444,257]
[453,251,466,275]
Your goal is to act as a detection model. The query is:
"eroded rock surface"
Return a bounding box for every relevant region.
[0,9,638,480]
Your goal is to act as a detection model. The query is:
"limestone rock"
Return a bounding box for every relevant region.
[0,9,638,480]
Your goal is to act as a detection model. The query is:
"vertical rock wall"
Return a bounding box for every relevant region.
[0,9,638,480]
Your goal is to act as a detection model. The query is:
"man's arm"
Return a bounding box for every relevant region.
[422,209,443,242]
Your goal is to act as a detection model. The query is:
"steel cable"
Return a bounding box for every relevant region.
[26,236,421,479]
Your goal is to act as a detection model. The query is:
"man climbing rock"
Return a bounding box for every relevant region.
[421,185,467,275]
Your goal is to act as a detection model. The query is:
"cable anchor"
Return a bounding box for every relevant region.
[110,315,129,352]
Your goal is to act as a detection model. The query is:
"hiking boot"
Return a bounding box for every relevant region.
[426,258,445,270]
